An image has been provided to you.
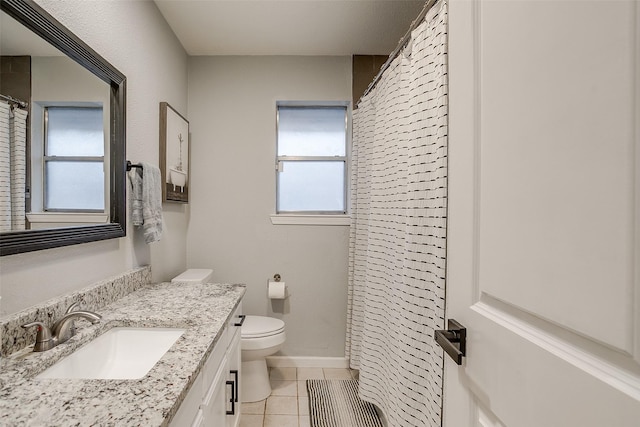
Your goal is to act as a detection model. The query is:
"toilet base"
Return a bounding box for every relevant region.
[241,359,272,402]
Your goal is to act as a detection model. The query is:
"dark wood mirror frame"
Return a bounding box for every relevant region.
[0,0,126,256]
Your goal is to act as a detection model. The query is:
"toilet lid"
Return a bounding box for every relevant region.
[241,315,285,338]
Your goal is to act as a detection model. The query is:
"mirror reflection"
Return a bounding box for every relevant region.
[0,9,110,233]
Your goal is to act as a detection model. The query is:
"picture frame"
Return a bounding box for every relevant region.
[159,102,190,203]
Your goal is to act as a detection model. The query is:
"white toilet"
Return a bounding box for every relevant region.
[241,315,286,403]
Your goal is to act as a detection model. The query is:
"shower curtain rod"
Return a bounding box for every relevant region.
[360,0,439,102]
[0,93,28,108]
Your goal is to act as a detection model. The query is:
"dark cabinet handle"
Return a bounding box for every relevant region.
[434,319,466,365]
[233,314,246,327]
[230,369,239,402]
[226,380,235,415]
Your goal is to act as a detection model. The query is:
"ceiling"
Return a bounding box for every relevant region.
[153,0,426,56]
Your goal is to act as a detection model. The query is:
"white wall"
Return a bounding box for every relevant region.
[0,0,189,315]
[187,56,351,357]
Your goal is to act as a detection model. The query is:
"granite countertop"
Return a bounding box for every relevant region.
[0,281,245,427]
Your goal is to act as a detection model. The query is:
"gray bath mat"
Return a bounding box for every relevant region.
[307,379,383,427]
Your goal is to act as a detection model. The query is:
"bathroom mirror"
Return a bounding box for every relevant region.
[0,0,126,256]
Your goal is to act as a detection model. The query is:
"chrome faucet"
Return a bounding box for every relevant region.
[55,302,80,344]
[52,310,102,345]
[22,306,102,352]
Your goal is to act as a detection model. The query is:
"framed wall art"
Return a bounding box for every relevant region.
[160,102,189,203]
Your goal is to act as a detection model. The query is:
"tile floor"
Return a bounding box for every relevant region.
[239,367,359,427]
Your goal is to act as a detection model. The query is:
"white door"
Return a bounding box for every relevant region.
[444,1,640,426]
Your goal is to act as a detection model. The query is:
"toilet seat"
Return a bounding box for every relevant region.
[241,316,285,339]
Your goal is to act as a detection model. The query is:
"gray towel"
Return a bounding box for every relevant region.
[128,162,163,243]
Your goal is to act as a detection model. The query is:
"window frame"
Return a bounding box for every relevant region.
[275,102,350,216]
[43,105,105,213]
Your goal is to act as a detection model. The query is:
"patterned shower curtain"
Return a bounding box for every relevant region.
[346,1,448,426]
[0,101,27,232]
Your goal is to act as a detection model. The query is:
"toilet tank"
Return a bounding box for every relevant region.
[171,269,214,285]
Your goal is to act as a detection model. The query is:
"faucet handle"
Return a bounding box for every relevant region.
[21,322,55,352]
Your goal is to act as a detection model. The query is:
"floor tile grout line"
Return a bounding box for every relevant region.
[240,367,358,427]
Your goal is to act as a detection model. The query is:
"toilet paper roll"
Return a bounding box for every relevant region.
[268,280,287,299]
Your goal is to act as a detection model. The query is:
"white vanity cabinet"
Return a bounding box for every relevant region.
[170,303,243,427]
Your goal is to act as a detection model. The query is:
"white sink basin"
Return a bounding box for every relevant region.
[37,327,186,380]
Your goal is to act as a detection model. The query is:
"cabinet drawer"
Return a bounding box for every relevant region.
[227,302,243,347]
[201,329,228,394]
[228,301,243,326]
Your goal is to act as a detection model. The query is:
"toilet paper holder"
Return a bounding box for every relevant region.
[267,274,288,299]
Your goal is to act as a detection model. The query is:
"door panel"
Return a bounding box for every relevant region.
[466,303,640,426]
[477,0,636,353]
[445,0,640,426]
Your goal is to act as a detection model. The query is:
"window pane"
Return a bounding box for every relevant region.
[278,161,344,212]
[278,107,346,156]
[45,161,104,210]
[47,107,104,156]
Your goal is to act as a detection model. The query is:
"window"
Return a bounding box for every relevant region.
[276,104,348,215]
[44,106,105,211]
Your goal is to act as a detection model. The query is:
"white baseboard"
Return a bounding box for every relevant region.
[266,356,349,369]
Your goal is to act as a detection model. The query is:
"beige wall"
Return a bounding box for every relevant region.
[187,56,351,357]
[0,0,189,315]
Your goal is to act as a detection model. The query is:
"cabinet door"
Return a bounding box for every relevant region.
[170,374,203,427]
[202,355,228,427]
[191,409,205,427]
[226,326,241,427]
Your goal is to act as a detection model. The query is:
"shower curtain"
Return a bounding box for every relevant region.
[346,1,448,426]
[0,100,27,232]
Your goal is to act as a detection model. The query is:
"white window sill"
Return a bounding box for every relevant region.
[27,212,109,229]
[270,214,351,226]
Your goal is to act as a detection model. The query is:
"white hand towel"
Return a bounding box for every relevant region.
[128,162,163,243]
